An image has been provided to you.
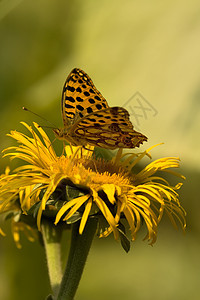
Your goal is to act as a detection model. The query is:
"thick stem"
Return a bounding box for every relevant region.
[42,220,63,297]
[57,217,98,300]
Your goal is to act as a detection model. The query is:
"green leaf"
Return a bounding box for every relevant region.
[118,223,131,253]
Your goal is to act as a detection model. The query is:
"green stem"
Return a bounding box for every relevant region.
[57,217,98,300]
[42,220,63,297]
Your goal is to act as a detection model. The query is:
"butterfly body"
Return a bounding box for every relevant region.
[53,68,147,149]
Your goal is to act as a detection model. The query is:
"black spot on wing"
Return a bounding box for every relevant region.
[88,98,95,104]
[65,103,75,109]
[76,105,84,111]
[87,118,96,122]
[65,96,75,103]
[76,97,84,102]
[76,87,82,93]
[67,86,75,92]
[96,104,102,110]
[94,95,101,101]
[87,107,93,113]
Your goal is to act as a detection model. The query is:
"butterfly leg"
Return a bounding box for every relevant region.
[61,141,67,155]
[91,159,98,172]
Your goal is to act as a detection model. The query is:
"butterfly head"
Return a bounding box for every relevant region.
[53,128,66,140]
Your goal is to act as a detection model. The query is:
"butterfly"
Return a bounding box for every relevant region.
[53,68,147,149]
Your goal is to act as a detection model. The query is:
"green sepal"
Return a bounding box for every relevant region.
[66,211,82,224]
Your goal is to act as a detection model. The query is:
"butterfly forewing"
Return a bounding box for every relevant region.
[62,68,109,127]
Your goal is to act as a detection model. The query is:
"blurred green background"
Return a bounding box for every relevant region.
[0,1,200,299]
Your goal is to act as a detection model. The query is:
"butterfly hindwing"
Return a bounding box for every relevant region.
[70,107,147,149]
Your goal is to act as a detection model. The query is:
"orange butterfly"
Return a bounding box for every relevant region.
[53,68,147,149]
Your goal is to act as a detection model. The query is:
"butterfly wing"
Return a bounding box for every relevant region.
[61,68,109,127]
[70,107,148,149]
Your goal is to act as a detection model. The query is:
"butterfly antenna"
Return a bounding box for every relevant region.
[22,107,57,128]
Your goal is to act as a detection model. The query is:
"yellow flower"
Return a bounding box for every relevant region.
[0,122,186,250]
